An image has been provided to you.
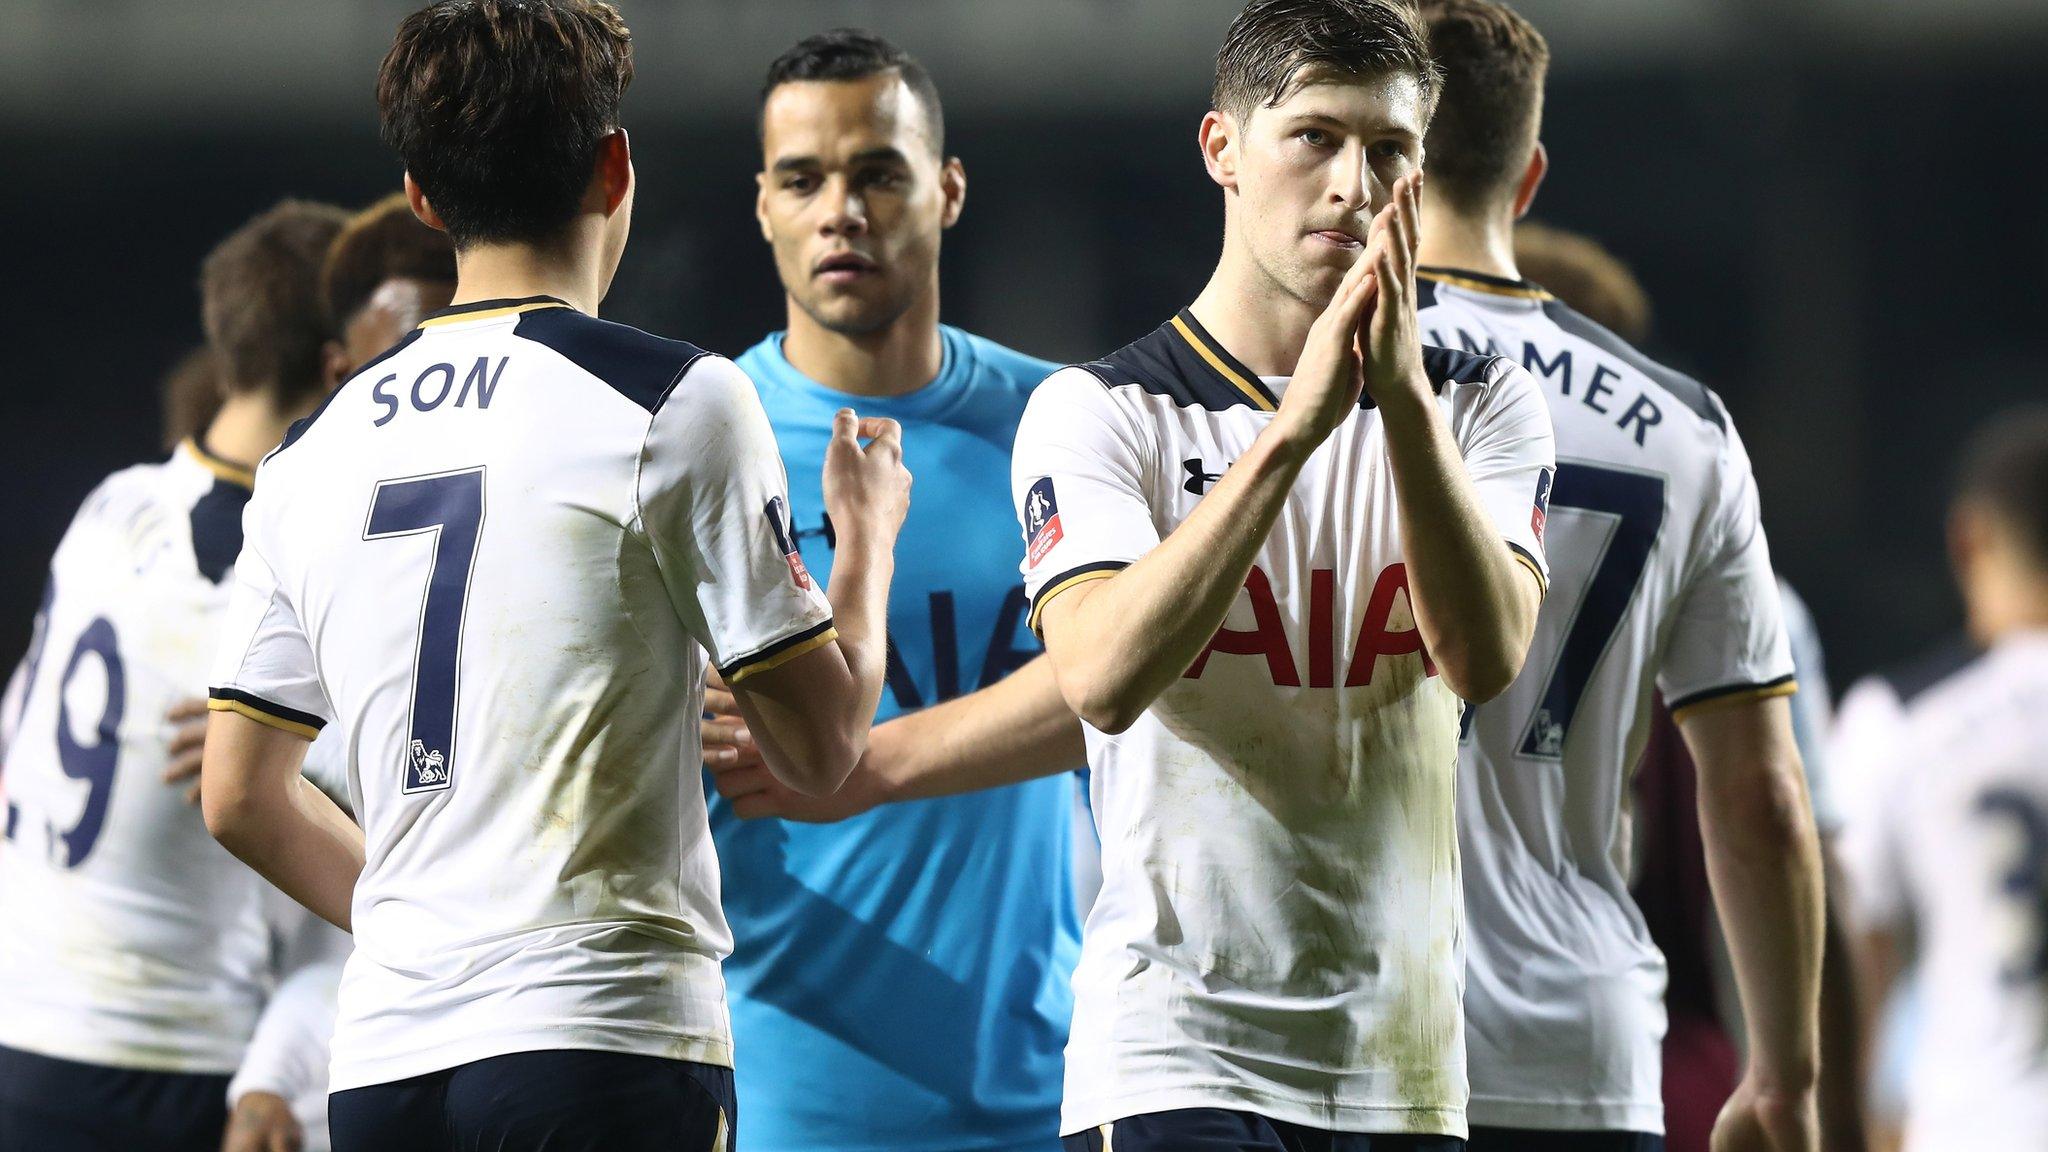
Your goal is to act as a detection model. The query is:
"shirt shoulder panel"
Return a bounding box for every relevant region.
[1420,343,1510,390]
[1091,316,1273,412]
[512,308,711,414]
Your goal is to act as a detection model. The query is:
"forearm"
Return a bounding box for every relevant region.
[1689,705,1825,1090]
[868,656,1085,804]
[823,530,895,743]
[209,774,363,932]
[734,532,896,796]
[1045,429,1308,733]
[1379,393,1537,701]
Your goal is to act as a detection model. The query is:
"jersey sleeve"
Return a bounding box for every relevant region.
[1012,367,1161,635]
[1657,409,1797,720]
[227,958,342,1124]
[1458,359,1557,593]
[208,504,329,740]
[637,355,835,684]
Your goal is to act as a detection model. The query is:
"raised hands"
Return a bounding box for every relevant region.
[1272,170,1431,454]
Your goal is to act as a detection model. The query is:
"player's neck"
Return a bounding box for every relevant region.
[779,290,944,400]
[1415,200,1520,283]
[1187,247,1320,378]
[202,390,319,474]
[448,238,607,317]
[1971,566,2048,645]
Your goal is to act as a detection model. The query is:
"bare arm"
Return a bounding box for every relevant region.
[709,655,1084,821]
[1372,175,1542,701]
[1679,694,1824,1149]
[201,712,363,931]
[1039,422,1326,734]
[718,411,910,798]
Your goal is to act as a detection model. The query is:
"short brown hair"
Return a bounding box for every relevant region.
[199,200,350,403]
[1213,0,1441,123]
[159,345,224,451]
[1956,406,2048,566]
[1513,221,1652,344]
[1419,0,1548,212]
[378,0,633,247]
[323,193,457,333]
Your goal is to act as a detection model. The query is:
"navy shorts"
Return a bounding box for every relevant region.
[328,1049,735,1152]
[1062,1110,1465,1151]
[0,1042,230,1152]
[1467,1129,1663,1152]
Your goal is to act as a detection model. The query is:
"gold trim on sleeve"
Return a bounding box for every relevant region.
[206,696,320,740]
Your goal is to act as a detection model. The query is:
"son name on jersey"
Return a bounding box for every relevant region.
[368,355,509,426]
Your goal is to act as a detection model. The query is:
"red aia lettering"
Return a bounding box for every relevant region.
[1184,564,1435,687]
[1182,566,1299,685]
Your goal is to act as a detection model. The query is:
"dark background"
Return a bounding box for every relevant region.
[3,0,2044,694]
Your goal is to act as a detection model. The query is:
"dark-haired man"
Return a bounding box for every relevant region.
[1841,408,2048,1150]
[196,4,911,1151]
[1017,0,1550,1146]
[705,28,1079,1152]
[1411,3,1822,1150]
[0,199,350,1152]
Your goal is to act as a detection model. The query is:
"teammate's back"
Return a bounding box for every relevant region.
[1416,3,1822,1148]
[0,200,353,1152]
[220,301,779,1088]
[1843,411,2048,1149]
[1,445,275,1071]
[199,6,909,1150]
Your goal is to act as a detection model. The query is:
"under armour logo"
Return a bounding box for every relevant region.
[1182,458,1227,495]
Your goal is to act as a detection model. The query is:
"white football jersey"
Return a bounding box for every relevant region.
[208,296,832,1092]
[0,440,275,1073]
[1417,268,1795,1133]
[1014,309,1554,1137]
[1841,633,2048,1148]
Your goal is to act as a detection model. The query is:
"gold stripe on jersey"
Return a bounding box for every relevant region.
[1668,676,1799,722]
[416,300,572,328]
[207,696,321,740]
[181,438,257,489]
[722,625,839,684]
[1027,565,1123,635]
[1169,315,1277,413]
[1417,269,1555,301]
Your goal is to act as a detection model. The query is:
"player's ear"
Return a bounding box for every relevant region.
[1511,142,1548,221]
[595,128,633,218]
[321,340,352,391]
[754,171,775,243]
[403,173,448,234]
[939,156,967,230]
[1199,110,1239,191]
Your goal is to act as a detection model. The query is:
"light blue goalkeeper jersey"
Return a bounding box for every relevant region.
[715,326,1078,1152]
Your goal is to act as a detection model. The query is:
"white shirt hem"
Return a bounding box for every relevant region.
[1061,1083,1465,1138]
[328,1026,732,1094]
[1467,1093,1663,1134]
[0,1021,244,1076]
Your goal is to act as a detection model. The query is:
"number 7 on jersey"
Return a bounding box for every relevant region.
[364,467,486,794]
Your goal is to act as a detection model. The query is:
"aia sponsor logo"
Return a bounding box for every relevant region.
[1185,563,1436,687]
[765,496,812,590]
[1024,477,1063,569]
